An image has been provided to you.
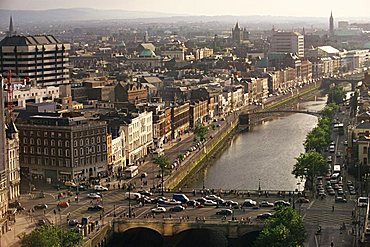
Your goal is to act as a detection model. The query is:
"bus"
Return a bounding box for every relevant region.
[333,123,344,135]
[124,166,139,179]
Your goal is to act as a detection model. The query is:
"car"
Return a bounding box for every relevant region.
[57,201,70,208]
[216,209,233,216]
[295,198,310,203]
[274,200,290,207]
[206,195,221,201]
[224,200,239,208]
[151,207,166,213]
[87,193,101,199]
[165,199,182,205]
[68,219,79,226]
[327,189,336,195]
[195,198,207,204]
[64,181,77,187]
[334,184,342,190]
[169,206,185,212]
[9,201,22,209]
[335,196,347,203]
[318,191,326,197]
[204,200,218,206]
[94,185,108,191]
[141,172,147,178]
[348,185,355,191]
[349,190,357,195]
[259,201,274,207]
[34,204,48,210]
[36,219,46,227]
[337,189,344,195]
[87,205,104,211]
[257,213,273,220]
[138,190,152,197]
[243,199,257,207]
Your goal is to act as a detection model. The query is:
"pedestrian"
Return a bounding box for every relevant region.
[332,205,335,212]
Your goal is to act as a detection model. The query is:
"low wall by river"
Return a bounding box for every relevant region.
[164,81,323,190]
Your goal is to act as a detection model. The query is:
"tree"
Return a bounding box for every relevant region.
[20,225,82,247]
[255,207,306,247]
[193,124,208,142]
[177,153,185,162]
[327,86,345,105]
[153,154,170,195]
[292,151,327,191]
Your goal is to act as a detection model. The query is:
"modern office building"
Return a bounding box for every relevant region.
[270,31,305,58]
[0,28,70,87]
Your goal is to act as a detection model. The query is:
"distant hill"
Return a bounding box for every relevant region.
[0,8,175,24]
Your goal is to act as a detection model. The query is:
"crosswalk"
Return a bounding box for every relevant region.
[303,197,355,227]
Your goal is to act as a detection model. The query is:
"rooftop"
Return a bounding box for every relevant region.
[0,35,62,46]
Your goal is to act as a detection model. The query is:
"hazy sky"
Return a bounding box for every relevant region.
[1,0,369,17]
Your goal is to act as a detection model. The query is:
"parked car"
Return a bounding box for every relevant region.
[274,200,290,207]
[169,206,185,212]
[204,200,217,206]
[87,193,101,199]
[257,213,273,220]
[216,209,233,216]
[243,199,257,207]
[138,190,152,197]
[165,199,182,205]
[186,200,200,207]
[87,205,104,211]
[295,198,310,203]
[64,181,77,188]
[36,219,46,227]
[259,201,274,207]
[141,172,147,178]
[34,204,48,210]
[335,196,347,203]
[151,207,166,213]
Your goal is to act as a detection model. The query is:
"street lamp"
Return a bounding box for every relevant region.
[128,183,132,218]
[113,204,116,217]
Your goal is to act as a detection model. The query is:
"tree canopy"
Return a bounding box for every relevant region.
[327,86,346,105]
[255,207,306,247]
[153,154,171,195]
[292,151,327,190]
[20,225,82,247]
[193,124,208,142]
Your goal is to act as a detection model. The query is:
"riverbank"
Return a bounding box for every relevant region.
[164,82,324,190]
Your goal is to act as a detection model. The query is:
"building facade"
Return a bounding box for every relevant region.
[0,35,70,86]
[17,115,108,182]
[5,122,20,202]
[270,31,305,58]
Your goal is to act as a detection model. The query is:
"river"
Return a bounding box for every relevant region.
[187,95,327,191]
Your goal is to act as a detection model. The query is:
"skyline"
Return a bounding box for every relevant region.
[0,0,369,18]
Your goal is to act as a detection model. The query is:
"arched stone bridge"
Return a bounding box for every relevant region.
[321,74,364,90]
[113,218,264,238]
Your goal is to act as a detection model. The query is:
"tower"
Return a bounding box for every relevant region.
[6,16,16,37]
[144,31,149,43]
[329,11,334,37]
[232,22,242,44]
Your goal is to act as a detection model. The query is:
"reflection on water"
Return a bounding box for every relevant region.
[189,96,327,191]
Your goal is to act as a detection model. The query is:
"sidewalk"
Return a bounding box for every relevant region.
[1,213,35,247]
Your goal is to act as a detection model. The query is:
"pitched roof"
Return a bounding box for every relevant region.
[0,35,62,46]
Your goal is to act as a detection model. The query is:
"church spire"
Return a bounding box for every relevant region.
[7,16,15,37]
[329,11,334,37]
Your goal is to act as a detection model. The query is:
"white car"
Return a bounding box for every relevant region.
[206,195,221,201]
[87,193,101,199]
[151,207,166,213]
[94,185,108,191]
[165,199,182,205]
[204,199,217,206]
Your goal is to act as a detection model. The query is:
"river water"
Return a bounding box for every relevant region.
[189,95,327,191]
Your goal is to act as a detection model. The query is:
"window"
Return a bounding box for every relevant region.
[91,146,95,153]
[65,141,70,147]
[51,140,55,146]
[58,149,63,156]
[51,158,56,166]
[80,139,84,146]
[80,148,84,156]
[37,139,41,145]
[44,148,48,155]
[44,139,48,146]
[51,148,55,156]
[51,132,55,137]
[74,149,78,156]
[91,138,95,144]
[37,147,41,154]
[65,159,71,167]
[44,132,48,137]
[363,146,368,155]
[30,147,34,154]
[103,136,106,142]
[37,131,41,137]
[97,136,101,143]
[30,138,34,145]
[85,147,89,155]
[58,140,62,147]
[44,157,49,166]
[58,133,62,138]
[86,138,89,145]
[23,146,28,153]
[103,144,106,152]
[97,145,101,152]
[74,140,78,147]
[23,138,27,144]
[65,149,70,157]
